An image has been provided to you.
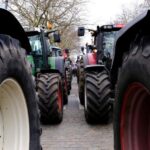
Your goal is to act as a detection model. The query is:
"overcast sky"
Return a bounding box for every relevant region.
[79,0,145,45]
[85,0,144,25]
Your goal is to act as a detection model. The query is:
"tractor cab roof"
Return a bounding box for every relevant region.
[100,24,124,31]
[25,27,58,36]
[92,24,124,36]
[26,31,40,37]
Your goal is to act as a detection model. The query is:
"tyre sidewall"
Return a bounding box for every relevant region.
[114,51,150,150]
[0,44,40,149]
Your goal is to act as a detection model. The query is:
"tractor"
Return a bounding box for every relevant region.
[49,45,69,102]
[50,46,72,95]
[111,10,150,150]
[50,45,62,57]
[78,24,123,123]
[26,28,67,124]
[63,48,73,94]
[0,8,41,149]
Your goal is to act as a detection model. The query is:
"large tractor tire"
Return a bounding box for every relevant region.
[84,70,111,124]
[78,60,85,105]
[37,73,63,124]
[114,36,150,150]
[0,35,41,150]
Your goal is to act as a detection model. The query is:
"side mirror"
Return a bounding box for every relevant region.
[78,27,85,36]
[54,33,61,43]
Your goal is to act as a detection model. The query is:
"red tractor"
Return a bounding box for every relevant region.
[78,24,123,123]
[111,10,150,150]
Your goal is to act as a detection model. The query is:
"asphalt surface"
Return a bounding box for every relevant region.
[41,77,114,150]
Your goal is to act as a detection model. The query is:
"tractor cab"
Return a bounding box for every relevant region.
[94,24,124,70]
[26,28,61,74]
[78,24,123,68]
[26,25,68,124]
[50,45,62,57]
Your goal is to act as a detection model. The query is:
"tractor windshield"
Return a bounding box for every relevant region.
[28,35,42,55]
[102,31,117,57]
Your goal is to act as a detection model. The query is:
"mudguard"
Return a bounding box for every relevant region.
[83,53,97,66]
[0,8,31,52]
[48,56,65,76]
[83,53,108,73]
[111,9,150,86]
[84,64,109,74]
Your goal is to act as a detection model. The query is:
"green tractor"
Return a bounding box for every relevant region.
[26,28,67,124]
[78,24,123,123]
[0,8,41,149]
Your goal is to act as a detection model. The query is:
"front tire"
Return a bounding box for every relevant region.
[84,71,111,124]
[0,35,41,150]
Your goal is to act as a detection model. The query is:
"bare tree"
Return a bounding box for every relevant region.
[9,0,84,27]
[59,26,80,50]
[8,0,85,50]
[112,2,148,24]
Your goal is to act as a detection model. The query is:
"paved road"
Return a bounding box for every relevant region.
[41,77,114,150]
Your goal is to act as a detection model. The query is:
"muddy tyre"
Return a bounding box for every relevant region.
[37,73,63,124]
[0,35,41,150]
[84,71,111,124]
[114,35,150,150]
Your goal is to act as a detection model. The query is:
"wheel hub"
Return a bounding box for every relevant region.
[120,82,150,150]
[0,78,29,150]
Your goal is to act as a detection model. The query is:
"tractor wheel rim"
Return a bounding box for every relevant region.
[0,78,29,150]
[120,82,150,150]
[57,83,62,112]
